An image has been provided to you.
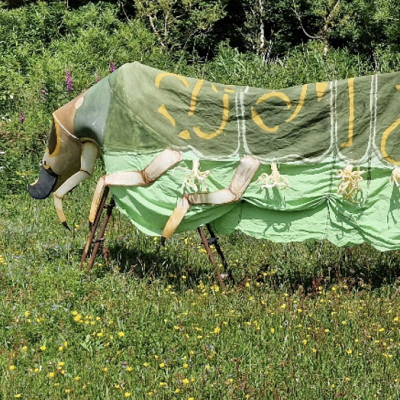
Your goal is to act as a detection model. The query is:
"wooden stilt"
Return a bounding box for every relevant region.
[79,187,115,272]
[80,189,231,284]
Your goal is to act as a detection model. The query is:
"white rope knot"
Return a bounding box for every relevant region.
[257,163,289,190]
[390,167,400,187]
[336,165,365,203]
[182,159,210,193]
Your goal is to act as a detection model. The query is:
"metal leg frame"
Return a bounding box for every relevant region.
[197,224,234,287]
[81,191,232,284]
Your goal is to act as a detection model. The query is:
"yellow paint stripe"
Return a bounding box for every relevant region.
[341,78,355,148]
[316,82,328,101]
[179,130,191,140]
[189,80,204,116]
[158,104,176,127]
[211,84,218,93]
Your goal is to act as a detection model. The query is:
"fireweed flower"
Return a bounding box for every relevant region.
[109,61,115,73]
[20,112,24,124]
[66,69,73,91]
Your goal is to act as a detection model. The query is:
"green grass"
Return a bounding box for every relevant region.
[1,184,400,399]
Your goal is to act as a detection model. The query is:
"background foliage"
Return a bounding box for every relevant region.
[2,0,400,196]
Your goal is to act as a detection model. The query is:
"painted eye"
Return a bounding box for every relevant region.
[43,160,47,166]
[48,121,58,155]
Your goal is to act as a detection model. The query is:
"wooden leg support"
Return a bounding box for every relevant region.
[80,189,232,284]
[80,187,115,272]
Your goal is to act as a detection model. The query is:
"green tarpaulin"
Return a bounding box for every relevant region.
[74,62,400,251]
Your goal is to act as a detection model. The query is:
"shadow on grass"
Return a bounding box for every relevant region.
[254,242,400,294]
[86,241,218,288]
[81,228,400,294]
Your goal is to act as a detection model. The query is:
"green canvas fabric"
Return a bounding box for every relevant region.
[75,62,400,251]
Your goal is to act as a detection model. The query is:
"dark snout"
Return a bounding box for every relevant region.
[28,165,59,199]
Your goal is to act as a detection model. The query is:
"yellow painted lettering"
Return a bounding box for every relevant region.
[316,82,328,101]
[189,80,204,116]
[179,130,191,140]
[155,72,189,89]
[251,108,279,133]
[341,78,355,148]
[255,91,291,106]
[251,91,291,133]
[381,119,400,165]
[158,104,176,127]
[286,84,308,122]
[193,94,230,140]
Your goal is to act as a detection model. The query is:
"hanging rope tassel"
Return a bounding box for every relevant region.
[390,167,400,187]
[257,163,289,190]
[336,165,365,203]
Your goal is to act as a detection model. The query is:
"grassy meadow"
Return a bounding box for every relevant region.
[1,178,400,399]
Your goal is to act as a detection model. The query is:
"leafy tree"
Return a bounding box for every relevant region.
[133,0,227,59]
